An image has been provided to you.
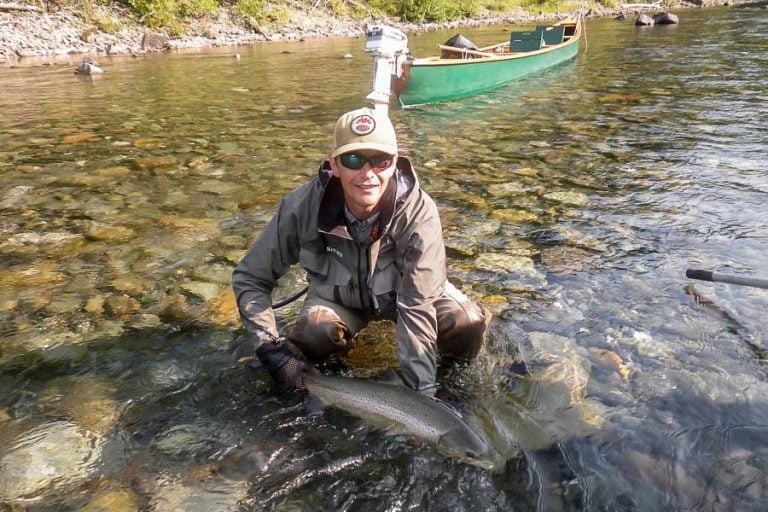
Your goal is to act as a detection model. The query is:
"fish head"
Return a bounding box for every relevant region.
[436,426,500,470]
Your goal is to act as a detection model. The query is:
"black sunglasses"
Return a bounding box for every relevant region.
[338,153,394,171]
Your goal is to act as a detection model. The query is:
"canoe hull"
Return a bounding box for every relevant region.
[396,21,581,107]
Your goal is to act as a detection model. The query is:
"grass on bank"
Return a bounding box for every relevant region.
[39,0,603,36]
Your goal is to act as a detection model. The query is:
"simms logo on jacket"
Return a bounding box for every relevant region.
[326,246,343,259]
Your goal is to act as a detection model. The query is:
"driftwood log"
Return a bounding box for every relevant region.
[0,2,43,12]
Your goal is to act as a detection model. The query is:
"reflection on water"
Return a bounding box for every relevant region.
[1,6,768,511]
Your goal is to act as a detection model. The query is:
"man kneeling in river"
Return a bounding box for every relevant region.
[232,106,490,395]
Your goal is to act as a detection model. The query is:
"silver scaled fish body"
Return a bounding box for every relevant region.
[303,372,499,469]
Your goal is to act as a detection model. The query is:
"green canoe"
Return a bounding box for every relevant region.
[392,18,582,107]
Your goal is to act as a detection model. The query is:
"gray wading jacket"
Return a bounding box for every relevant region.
[232,157,446,391]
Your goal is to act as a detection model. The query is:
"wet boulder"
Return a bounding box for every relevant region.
[635,14,655,26]
[653,12,679,25]
[0,422,104,503]
[142,32,171,51]
[74,57,103,75]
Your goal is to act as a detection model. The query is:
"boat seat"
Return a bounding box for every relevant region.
[536,25,565,45]
[509,30,544,52]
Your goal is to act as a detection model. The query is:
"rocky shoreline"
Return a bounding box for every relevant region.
[0,0,762,68]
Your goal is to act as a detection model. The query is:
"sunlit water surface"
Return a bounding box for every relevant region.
[1,6,767,511]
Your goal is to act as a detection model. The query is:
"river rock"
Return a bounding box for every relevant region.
[0,262,68,289]
[542,191,589,206]
[111,275,153,296]
[86,223,137,242]
[526,332,591,405]
[443,231,478,258]
[199,289,239,327]
[180,281,222,301]
[486,182,532,198]
[475,253,535,274]
[77,485,141,512]
[589,348,631,380]
[635,14,654,26]
[141,32,170,50]
[1,185,33,209]
[40,377,120,435]
[191,262,234,285]
[0,421,104,503]
[653,12,679,25]
[150,476,249,512]
[195,180,240,196]
[104,295,141,317]
[490,208,538,223]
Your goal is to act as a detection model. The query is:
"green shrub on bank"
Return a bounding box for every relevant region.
[78,0,123,33]
[62,0,584,37]
[122,0,217,34]
[234,0,291,26]
[368,0,481,22]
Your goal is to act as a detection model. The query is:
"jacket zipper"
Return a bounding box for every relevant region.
[356,241,368,312]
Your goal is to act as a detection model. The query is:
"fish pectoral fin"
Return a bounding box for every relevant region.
[383,423,411,437]
[304,393,325,417]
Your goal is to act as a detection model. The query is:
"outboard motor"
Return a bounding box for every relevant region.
[364,25,409,113]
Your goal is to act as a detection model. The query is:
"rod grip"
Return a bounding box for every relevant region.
[686,269,714,282]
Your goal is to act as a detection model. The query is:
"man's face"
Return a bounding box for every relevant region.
[330,150,397,220]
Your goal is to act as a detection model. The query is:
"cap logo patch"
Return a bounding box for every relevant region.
[350,114,376,136]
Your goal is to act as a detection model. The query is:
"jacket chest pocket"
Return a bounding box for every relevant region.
[299,246,355,305]
[372,242,400,296]
[299,248,330,280]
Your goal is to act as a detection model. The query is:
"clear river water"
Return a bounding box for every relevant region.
[1,5,767,511]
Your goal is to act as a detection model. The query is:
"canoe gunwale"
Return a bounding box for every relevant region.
[412,34,579,67]
[409,19,581,68]
[395,18,582,106]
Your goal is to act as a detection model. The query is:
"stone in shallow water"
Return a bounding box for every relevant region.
[180,281,222,301]
[542,191,589,206]
[131,156,178,171]
[195,180,240,196]
[191,262,235,285]
[0,263,68,289]
[110,275,153,296]
[444,232,478,258]
[76,485,140,512]
[490,208,538,224]
[104,295,141,317]
[41,377,121,436]
[0,186,34,210]
[512,167,539,177]
[475,253,535,274]
[0,421,104,503]
[200,288,239,328]
[589,348,631,380]
[486,182,532,198]
[62,132,99,144]
[149,476,248,512]
[86,223,137,242]
[540,246,596,273]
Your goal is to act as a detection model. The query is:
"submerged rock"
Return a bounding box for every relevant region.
[0,421,104,503]
[635,14,654,26]
[74,57,103,75]
[653,12,679,24]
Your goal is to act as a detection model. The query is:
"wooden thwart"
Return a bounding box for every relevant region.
[438,45,499,59]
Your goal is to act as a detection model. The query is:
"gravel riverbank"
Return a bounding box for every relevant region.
[0,0,761,68]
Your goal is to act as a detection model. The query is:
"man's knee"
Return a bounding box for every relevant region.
[436,294,490,360]
[288,305,356,359]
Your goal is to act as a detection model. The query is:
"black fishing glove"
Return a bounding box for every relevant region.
[256,339,308,391]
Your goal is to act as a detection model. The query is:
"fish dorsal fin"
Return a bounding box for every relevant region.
[375,368,406,386]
